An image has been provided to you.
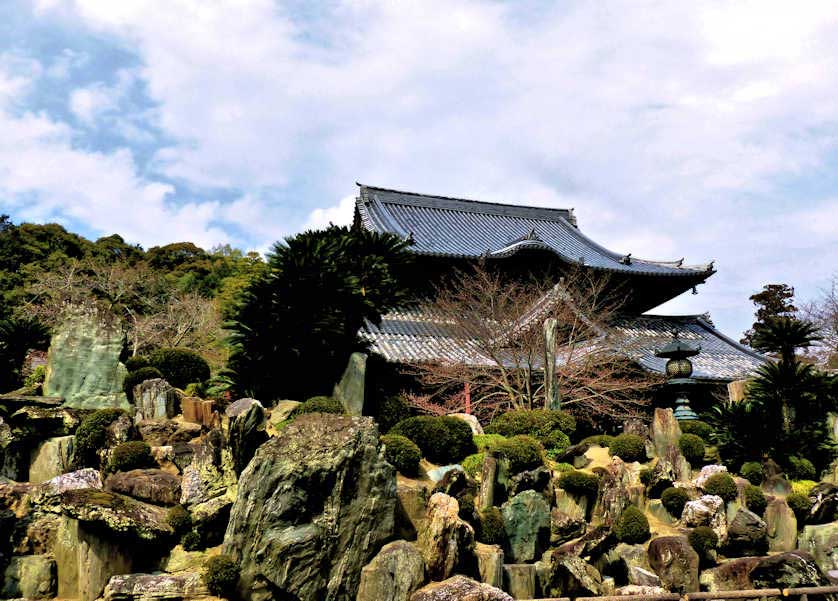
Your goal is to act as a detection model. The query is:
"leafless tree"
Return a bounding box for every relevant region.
[405,264,659,424]
[802,274,838,369]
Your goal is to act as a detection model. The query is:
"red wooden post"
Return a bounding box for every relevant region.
[464,382,471,414]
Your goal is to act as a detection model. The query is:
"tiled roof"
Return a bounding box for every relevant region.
[356,185,714,278]
[361,310,766,382]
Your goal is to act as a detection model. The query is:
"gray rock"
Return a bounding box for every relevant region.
[39,467,103,496]
[750,551,833,594]
[682,494,726,541]
[648,535,699,593]
[724,508,768,557]
[592,456,635,526]
[501,489,550,563]
[179,429,236,505]
[409,576,512,601]
[694,464,729,488]
[228,400,268,475]
[1,555,56,599]
[808,482,838,524]
[550,507,586,544]
[699,557,762,592]
[766,497,798,553]
[136,420,178,446]
[102,571,209,601]
[105,469,182,506]
[651,408,690,482]
[270,400,301,424]
[223,414,396,601]
[28,435,74,482]
[447,413,484,435]
[224,397,261,418]
[134,379,179,421]
[356,540,426,601]
[417,492,475,581]
[799,522,838,574]
[543,554,603,597]
[332,351,366,416]
[503,563,537,600]
[475,542,504,587]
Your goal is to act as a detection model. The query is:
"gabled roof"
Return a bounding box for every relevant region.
[361,310,766,382]
[356,184,714,278]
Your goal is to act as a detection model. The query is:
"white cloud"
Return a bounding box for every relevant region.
[12,0,838,335]
[303,195,355,231]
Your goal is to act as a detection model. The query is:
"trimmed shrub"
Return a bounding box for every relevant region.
[485,409,575,448]
[108,441,156,473]
[639,467,654,486]
[181,530,201,551]
[376,394,413,432]
[787,456,817,481]
[458,493,476,522]
[679,434,706,465]
[148,348,210,389]
[703,473,738,502]
[744,484,767,516]
[552,462,575,473]
[787,493,811,524]
[203,554,240,599]
[477,506,506,545]
[679,420,713,440]
[122,367,164,401]
[390,416,476,464]
[166,505,192,535]
[496,435,543,474]
[791,480,817,496]
[292,396,345,416]
[474,433,507,451]
[582,434,615,447]
[73,408,127,469]
[462,453,485,479]
[183,382,206,398]
[614,505,650,543]
[688,525,719,557]
[543,429,571,454]
[124,355,150,372]
[661,487,690,518]
[609,433,646,463]
[558,470,599,498]
[380,434,421,476]
[740,461,765,485]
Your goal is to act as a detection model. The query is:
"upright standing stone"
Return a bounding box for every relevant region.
[181,397,215,426]
[134,379,179,421]
[44,310,129,410]
[1,555,56,600]
[356,540,426,601]
[333,352,367,416]
[799,523,838,574]
[479,454,498,510]
[417,493,475,581]
[229,401,268,475]
[503,564,537,600]
[648,535,700,593]
[475,543,504,588]
[766,497,798,552]
[651,408,691,482]
[28,435,74,482]
[501,490,550,563]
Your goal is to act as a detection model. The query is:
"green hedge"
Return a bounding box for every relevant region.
[474,433,507,451]
[380,434,421,476]
[147,348,210,389]
[614,505,650,543]
[496,435,544,473]
[389,416,475,465]
[477,507,506,545]
[485,409,575,449]
[661,487,690,518]
[679,420,713,440]
[609,433,646,463]
[462,453,485,479]
[292,396,345,416]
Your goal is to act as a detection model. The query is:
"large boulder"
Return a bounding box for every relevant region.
[694,464,729,489]
[44,309,129,410]
[648,535,699,593]
[501,489,550,563]
[179,429,236,505]
[1,554,57,599]
[592,456,637,526]
[724,508,768,557]
[105,469,182,506]
[409,575,512,601]
[651,409,690,482]
[38,467,103,496]
[223,414,396,601]
[134,379,179,421]
[597,543,655,587]
[808,482,838,524]
[356,540,426,601]
[51,488,173,541]
[503,563,537,600]
[682,495,726,541]
[699,557,762,592]
[417,492,475,580]
[749,551,832,593]
[550,508,586,545]
[540,554,603,598]
[228,400,268,475]
[28,435,74,482]
[766,497,797,553]
[102,572,209,601]
[474,542,504,588]
[799,523,838,574]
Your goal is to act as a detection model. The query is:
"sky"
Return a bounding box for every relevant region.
[1,0,837,339]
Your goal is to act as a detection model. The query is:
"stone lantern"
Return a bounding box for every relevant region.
[655,333,701,421]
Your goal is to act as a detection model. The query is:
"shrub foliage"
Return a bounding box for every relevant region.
[292,396,345,416]
[203,555,240,599]
[609,433,646,462]
[558,470,599,498]
[703,473,738,502]
[679,420,713,440]
[485,409,575,451]
[108,441,156,473]
[380,434,421,476]
[740,461,765,485]
[614,505,650,543]
[678,433,706,465]
[688,525,719,558]
[477,507,506,545]
[148,347,210,389]
[787,456,817,481]
[744,484,767,516]
[661,487,690,518]
[787,493,811,524]
[389,416,475,465]
[496,435,544,474]
[72,408,127,469]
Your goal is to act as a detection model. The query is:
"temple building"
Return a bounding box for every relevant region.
[353,184,765,411]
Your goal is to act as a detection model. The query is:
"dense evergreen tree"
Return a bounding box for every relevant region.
[741,283,797,346]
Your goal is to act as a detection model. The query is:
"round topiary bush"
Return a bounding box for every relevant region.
[609,433,646,463]
[787,493,811,524]
[473,433,507,451]
[147,348,210,390]
[72,408,127,469]
[558,470,599,498]
[389,416,476,465]
[661,486,690,518]
[688,525,719,558]
[181,530,201,551]
[553,462,574,472]
[614,505,650,543]
[108,440,156,473]
[679,420,713,441]
[583,434,615,447]
[542,429,571,454]
[122,366,164,401]
[166,505,192,535]
[462,453,485,479]
[124,355,151,372]
[203,554,240,599]
[375,394,413,432]
[703,473,738,502]
[678,433,706,465]
[744,484,767,516]
[477,506,506,545]
[496,435,544,474]
[639,467,654,486]
[787,456,817,481]
[292,396,345,416]
[740,461,765,485]
[380,434,421,476]
[485,409,575,448]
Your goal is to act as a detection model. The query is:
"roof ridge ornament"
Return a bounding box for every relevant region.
[620,253,632,265]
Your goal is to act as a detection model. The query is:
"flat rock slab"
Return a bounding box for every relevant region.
[51,488,173,541]
[103,572,210,601]
[105,469,182,506]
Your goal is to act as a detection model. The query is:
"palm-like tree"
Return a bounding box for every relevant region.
[751,316,822,365]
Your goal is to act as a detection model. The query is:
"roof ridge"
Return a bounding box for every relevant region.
[358,183,572,216]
